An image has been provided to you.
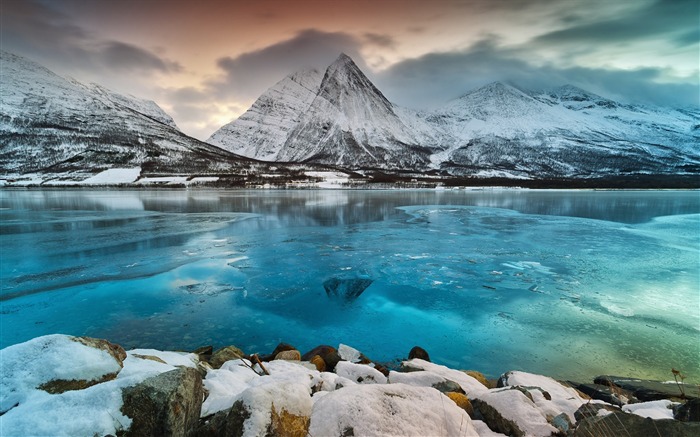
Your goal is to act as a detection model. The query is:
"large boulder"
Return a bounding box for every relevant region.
[472,388,558,437]
[1,334,126,413]
[498,371,587,423]
[388,370,464,394]
[309,383,478,436]
[400,359,488,397]
[121,367,203,437]
[573,412,700,437]
[323,277,373,302]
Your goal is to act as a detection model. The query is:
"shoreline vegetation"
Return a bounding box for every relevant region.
[1,334,698,436]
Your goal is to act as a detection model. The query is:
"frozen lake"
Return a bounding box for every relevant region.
[1,189,698,382]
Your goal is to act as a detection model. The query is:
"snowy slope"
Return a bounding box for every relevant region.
[83,82,179,129]
[211,54,446,169]
[0,50,252,179]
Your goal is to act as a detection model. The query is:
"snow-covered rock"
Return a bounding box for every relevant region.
[623,399,678,420]
[309,383,478,436]
[401,358,489,397]
[472,388,560,437]
[335,361,388,384]
[499,370,587,422]
[0,334,125,413]
[0,337,191,436]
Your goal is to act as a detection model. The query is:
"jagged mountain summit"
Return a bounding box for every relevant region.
[210,54,699,179]
[209,53,445,170]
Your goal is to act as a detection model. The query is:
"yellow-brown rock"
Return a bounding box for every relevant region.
[464,370,490,388]
[445,391,474,417]
[275,350,301,361]
[270,406,310,437]
[309,355,326,372]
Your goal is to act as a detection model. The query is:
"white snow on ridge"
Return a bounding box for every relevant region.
[80,167,142,185]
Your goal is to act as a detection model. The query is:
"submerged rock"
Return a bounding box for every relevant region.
[323,277,373,302]
[121,367,203,437]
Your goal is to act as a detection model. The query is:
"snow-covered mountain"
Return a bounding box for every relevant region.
[430,82,700,177]
[0,50,263,182]
[209,54,445,170]
[210,55,699,179]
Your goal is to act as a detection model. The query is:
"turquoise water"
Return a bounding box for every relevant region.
[1,189,698,382]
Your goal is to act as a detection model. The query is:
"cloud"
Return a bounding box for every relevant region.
[98,41,182,73]
[2,0,181,76]
[363,33,396,48]
[209,29,364,101]
[376,38,699,109]
[533,0,698,47]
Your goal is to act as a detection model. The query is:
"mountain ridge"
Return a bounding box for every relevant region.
[209,54,699,179]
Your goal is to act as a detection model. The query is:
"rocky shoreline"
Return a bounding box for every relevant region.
[1,335,698,436]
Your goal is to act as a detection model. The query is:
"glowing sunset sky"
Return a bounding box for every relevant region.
[2,0,698,140]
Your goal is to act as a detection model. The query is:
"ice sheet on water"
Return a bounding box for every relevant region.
[1,191,698,382]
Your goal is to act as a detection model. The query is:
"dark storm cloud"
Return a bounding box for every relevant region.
[209,29,364,101]
[2,0,180,75]
[376,39,699,109]
[534,0,699,47]
[363,33,396,48]
[98,41,182,73]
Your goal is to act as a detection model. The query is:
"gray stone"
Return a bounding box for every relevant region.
[432,379,465,394]
[121,367,203,437]
[573,403,620,422]
[573,412,700,437]
[675,398,700,422]
[594,375,699,401]
[210,345,245,369]
[194,401,248,437]
[568,381,637,406]
[323,277,373,302]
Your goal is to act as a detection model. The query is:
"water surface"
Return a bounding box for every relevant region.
[1,189,698,382]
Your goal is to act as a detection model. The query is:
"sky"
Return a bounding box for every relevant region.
[2,0,698,140]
